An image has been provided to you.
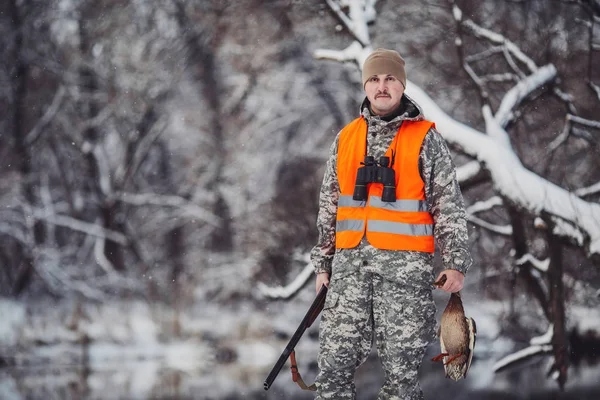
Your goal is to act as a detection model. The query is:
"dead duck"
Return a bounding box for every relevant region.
[431,275,477,381]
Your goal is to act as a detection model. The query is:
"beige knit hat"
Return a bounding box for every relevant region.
[362,48,406,89]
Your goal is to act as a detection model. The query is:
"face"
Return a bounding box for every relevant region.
[364,74,405,116]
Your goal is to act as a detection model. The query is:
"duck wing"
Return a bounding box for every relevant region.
[439,333,451,378]
[464,316,477,378]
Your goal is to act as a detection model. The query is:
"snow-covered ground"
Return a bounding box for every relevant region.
[0,290,599,399]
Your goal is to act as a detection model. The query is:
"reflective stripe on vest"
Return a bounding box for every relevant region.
[368,220,433,236]
[336,219,364,232]
[335,117,435,252]
[338,195,428,213]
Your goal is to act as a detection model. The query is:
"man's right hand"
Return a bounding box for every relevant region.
[316,272,330,294]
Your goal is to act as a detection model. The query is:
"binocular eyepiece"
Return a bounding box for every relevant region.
[352,155,396,202]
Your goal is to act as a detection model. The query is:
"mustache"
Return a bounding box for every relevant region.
[375,91,390,98]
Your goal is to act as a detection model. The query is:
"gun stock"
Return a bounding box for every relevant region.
[263,284,328,390]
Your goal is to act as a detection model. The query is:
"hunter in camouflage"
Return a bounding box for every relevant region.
[310,49,472,399]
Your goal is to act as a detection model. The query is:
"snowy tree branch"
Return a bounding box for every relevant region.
[460,18,538,73]
[25,86,66,146]
[258,251,314,299]
[494,64,557,128]
[516,253,550,272]
[493,344,553,373]
[32,209,128,245]
[115,192,221,226]
[324,0,376,46]
[575,181,600,198]
[314,41,371,67]
[258,264,314,299]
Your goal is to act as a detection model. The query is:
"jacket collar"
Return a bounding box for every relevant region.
[360,94,425,132]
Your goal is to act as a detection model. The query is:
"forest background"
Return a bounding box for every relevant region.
[1,0,600,399]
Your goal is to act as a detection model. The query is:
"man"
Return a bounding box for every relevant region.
[310,48,472,399]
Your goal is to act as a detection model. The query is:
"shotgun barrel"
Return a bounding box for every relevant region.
[263,284,328,390]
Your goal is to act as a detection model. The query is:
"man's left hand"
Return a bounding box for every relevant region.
[434,269,464,293]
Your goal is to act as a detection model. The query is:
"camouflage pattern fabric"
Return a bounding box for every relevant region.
[311,94,473,399]
[316,271,436,399]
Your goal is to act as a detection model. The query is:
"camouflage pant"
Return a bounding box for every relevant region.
[315,270,436,400]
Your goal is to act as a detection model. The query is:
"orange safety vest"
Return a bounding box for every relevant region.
[335,117,435,252]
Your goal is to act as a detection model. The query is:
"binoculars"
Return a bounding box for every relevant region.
[352,155,396,202]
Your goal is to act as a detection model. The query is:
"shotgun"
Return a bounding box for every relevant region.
[263,284,328,391]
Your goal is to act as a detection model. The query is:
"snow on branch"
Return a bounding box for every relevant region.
[465,196,512,234]
[530,324,553,345]
[94,232,118,275]
[482,104,511,147]
[516,253,550,272]
[494,325,554,373]
[258,252,314,299]
[575,181,600,198]
[482,72,518,83]
[315,0,379,65]
[546,118,573,153]
[116,192,220,226]
[314,41,370,67]
[467,214,512,235]
[547,113,600,153]
[32,209,128,244]
[494,64,557,128]
[493,344,553,373]
[460,17,538,73]
[257,263,314,299]
[568,114,600,129]
[79,104,114,131]
[456,160,483,183]
[324,0,377,46]
[26,86,66,146]
[0,223,27,245]
[467,196,504,214]
[464,45,505,63]
[47,265,106,301]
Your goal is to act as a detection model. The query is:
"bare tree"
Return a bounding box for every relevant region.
[0,0,222,301]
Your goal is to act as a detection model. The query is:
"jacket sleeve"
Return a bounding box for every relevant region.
[310,133,341,275]
[420,128,473,275]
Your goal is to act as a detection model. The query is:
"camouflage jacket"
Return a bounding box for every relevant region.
[310,94,472,289]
